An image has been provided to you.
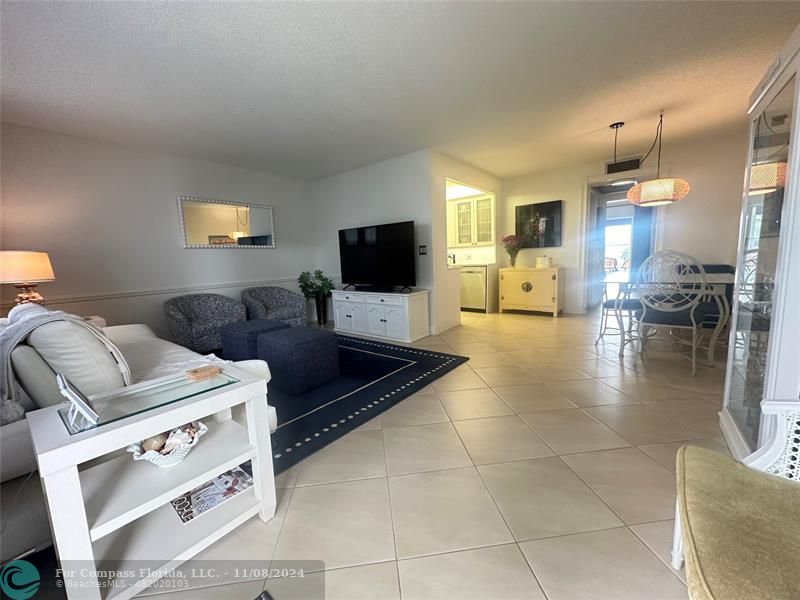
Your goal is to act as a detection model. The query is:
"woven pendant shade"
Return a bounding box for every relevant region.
[749,162,787,195]
[626,177,691,206]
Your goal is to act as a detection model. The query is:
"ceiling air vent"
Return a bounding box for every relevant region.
[606,157,641,174]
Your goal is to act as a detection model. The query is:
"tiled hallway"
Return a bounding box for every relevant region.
[157,311,729,600]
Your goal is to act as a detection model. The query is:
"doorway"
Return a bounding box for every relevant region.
[603,201,633,297]
[585,181,655,309]
[445,179,499,315]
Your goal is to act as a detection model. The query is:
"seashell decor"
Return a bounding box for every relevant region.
[127,421,207,467]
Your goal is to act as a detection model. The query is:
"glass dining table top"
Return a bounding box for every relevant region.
[604,271,734,285]
[58,372,240,435]
[604,271,632,283]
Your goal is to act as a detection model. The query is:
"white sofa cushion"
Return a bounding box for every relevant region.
[3,324,277,484]
[105,324,200,382]
[0,418,37,483]
[10,345,62,408]
[28,321,126,396]
[1,321,279,560]
[0,471,50,562]
[231,359,277,432]
[105,325,277,431]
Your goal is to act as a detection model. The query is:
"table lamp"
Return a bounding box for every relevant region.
[0,251,56,305]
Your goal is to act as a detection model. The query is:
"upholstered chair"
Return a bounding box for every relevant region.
[164,293,246,353]
[672,401,800,599]
[241,286,306,327]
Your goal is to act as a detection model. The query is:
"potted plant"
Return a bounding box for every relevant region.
[501,234,527,268]
[298,270,334,324]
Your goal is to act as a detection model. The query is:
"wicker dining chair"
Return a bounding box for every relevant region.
[636,251,708,376]
[595,286,642,344]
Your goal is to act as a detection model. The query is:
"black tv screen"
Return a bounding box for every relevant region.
[338,221,416,288]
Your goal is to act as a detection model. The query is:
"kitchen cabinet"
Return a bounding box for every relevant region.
[447,195,495,248]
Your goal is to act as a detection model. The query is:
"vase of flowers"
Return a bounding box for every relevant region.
[501,234,526,268]
[298,270,334,324]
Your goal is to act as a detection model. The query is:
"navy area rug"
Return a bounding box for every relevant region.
[269,335,467,474]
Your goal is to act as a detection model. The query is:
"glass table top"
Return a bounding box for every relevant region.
[59,373,240,435]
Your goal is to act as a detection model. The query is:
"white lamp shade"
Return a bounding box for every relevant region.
[0,251,55,283]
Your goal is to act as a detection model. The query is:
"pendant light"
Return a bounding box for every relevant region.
[627,113,691,206]
[748,114,788,195]
[606,121,639,188]
[229,206,249,240]
[749,161,787,195]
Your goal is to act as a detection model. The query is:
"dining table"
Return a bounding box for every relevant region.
[605,271,734,361]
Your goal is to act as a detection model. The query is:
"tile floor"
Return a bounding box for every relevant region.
[150,311,730,600]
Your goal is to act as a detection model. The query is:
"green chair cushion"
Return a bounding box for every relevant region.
[677,446,800,600]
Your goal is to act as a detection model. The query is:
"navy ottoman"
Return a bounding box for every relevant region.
[221,319,291,361]
[256,327,339,395]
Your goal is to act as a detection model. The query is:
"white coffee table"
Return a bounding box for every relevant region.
[26,365,276,600]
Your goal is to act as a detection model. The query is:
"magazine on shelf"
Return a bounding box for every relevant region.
[171,464,254,524]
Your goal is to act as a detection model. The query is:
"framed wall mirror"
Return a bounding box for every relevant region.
[178,196,276,249]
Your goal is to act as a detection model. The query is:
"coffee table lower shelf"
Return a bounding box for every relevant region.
[27,366,276,600]
[94,487,263,600]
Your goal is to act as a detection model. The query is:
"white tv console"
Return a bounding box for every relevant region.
[331,289,430,343]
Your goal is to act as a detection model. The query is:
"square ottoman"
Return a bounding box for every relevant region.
[256,327,339,395]
[221,319,291,361]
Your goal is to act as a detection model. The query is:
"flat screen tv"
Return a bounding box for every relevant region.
[338,221,416,290]
[515,200,562,248]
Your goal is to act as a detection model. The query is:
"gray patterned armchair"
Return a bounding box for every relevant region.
[241,286,306,327]
[164,293,246,353]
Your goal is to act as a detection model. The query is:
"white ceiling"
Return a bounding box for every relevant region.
[2,2,799,181]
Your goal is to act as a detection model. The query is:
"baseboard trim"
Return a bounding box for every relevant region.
[719,408,753,460]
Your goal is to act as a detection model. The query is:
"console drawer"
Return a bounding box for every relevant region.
[365,295,403,307]
[333,291,366,303]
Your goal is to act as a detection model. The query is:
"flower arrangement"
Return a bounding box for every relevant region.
[501,234,527,267]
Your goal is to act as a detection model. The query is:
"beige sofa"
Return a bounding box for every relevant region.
[0,322,276,562]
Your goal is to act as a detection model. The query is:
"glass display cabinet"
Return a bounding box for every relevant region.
[721,27,800,458]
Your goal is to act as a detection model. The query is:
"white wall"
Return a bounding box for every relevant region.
[502,160,601,313]
[656,131,748,263]
[0,128,497,339]
[501,131,748,313]
[0,124,316,336]
[309,150,500,335]
[1,123,746,338]
[309,150,436,326]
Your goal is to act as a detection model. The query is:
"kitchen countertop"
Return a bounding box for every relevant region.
[449,263,497,269]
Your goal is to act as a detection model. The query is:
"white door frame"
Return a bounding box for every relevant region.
[579,167,658,312]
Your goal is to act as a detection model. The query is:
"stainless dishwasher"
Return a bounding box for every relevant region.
[460,266,487,312]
